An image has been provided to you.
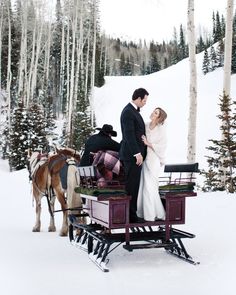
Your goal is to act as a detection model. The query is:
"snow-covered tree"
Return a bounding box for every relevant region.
[216,39,224,67]
[8,101,28,171]
[202,94,236,193]
[231,11,236,73]
[210,45,217,71]
[27,102,49,153]
[202,48,210,74]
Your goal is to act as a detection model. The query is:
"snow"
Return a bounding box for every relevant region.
[1,51,236,294]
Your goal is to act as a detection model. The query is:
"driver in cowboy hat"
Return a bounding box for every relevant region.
[80,124,120,166]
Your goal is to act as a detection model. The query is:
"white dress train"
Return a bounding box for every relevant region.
[137,122,167,221]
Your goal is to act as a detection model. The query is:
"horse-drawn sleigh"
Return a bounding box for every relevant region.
[68,162,200,272]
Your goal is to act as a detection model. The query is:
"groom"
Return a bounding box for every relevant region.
[120,88,149,223]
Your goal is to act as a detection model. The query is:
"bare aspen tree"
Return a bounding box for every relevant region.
[187,0,197,163]
[6,1,12,129]
[85,22,91,100]
[0,3,3,88]
[223,0,234,97]
[221,0,234,185]
[26,17,36,107]
[31,20,43,100]
[90,0,97,128]
[59,19,65,114]
[67,0,78,145]
[65,16,70,121]
[44,22,52,86]
[74,1,83,105]
[18,0,28,101]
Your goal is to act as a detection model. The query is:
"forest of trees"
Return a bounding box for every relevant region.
[202,10,236,75]
[0,0,235,177]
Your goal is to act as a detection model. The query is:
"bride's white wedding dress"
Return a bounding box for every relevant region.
[137,122,167,221]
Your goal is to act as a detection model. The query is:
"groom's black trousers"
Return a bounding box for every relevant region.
[122,160,142,218]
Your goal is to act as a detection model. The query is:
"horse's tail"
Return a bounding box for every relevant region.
[66,160,83,218]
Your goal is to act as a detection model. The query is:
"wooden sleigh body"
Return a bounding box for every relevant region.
[68,163,200,272]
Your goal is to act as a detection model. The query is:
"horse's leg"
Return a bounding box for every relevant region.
[53,183,68,236]
[67,165,86,228]
[48,189,56,232]
[32,184,41,232]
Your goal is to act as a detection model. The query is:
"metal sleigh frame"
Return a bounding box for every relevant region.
[68,163,200,272]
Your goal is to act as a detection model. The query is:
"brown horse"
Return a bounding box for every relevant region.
[28,147,84,236]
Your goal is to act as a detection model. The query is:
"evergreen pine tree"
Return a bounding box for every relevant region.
[216,39,224,67]
[119,52,126,76]
[72,87,94,152]
[43,98,58,147]
[8,101,28,171]
[202,94,236,193]
[221,14,226,37]
[170,28,179,65]
[202,48,210,74]
[196,35,205,53]
[212,11,216,40]
[124,57,133,76]
[178,24,187,60]
[95,40,105,87]
[214,11,222,43]
[210,45,217,71]
[27,102,49,153]
[231,12,236,73]
[149,41,161,73]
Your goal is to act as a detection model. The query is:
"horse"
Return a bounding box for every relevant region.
[28,151,57,233]
[28,147,84,236]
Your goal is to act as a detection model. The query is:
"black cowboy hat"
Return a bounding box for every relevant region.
[96,124,117,137]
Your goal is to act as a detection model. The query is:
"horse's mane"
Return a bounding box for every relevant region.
[56,147,81,161]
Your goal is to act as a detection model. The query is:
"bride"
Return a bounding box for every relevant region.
[136,107,167,221]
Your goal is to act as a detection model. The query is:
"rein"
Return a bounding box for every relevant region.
[53,206,84,213]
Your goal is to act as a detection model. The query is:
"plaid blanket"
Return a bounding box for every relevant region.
[92,150,121,175]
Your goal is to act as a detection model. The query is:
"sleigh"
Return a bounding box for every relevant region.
[69,162,200,272]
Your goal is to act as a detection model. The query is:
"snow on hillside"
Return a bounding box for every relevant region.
[94,51,236,169]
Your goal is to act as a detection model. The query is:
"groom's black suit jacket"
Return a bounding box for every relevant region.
[120,103,147,161]
[120,103,147,219]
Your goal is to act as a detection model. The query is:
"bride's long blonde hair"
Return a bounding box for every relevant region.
[156,107,167,125]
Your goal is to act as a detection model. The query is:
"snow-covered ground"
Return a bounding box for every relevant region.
[0,161,235,295]
[1,49,236,294]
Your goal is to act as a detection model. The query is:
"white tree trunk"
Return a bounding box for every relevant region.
[0,5,3,88]
[6,1,12,129]
[31,21,43,100]
[65,17,70,124]
[187,0,197,163]
[67,0,78,145]
[27,18,37,107]
[222,0,234,185]
[44,21,52,85]
[18,0,28,101]
[74,2,83,108]
[223,0,234,97]
[59,20,65,114]
[90,1,97,128]
[85,23,91,100]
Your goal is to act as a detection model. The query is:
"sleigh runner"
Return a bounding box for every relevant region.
[69,162,200,272]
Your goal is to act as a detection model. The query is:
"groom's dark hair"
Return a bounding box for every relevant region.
[132,88,149,101]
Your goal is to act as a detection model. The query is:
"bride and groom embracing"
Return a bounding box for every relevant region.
[120,88,167,223]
